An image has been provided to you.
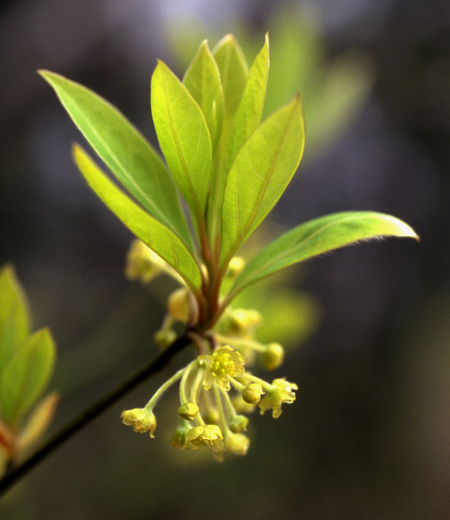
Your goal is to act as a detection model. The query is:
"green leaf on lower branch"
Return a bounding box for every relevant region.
[72,144,202,290]
[0,328,55,427]
[0,265,30,376]
[229,211,419,298]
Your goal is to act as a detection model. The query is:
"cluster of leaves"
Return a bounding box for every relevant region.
[168,10,374,163]
[0,265,57,478]
[40,34,416,333]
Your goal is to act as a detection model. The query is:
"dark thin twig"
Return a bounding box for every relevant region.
[0,332,192,497]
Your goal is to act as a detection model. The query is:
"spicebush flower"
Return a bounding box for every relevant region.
[199,346,246,391]
[182,425,224,453]
[258,379,298,418]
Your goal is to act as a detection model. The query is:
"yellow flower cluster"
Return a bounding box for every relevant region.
[121,244,298,460]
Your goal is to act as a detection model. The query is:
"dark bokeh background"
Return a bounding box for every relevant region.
[1,0,449,518]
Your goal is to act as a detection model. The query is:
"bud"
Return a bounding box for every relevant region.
[171,423,190,449]
[225,433,250,456]
[203,407,220,425]
[154,329,177,349]
[178,402,199,421]
[242,383,264,405]
[121,408,157,437]
[261,343,285,371]
[229,415,249,433]
[231,394,256,414]
[226,257,245,279]
[221,309,262,337]
[167,288,191,324]
[124,240,165,284]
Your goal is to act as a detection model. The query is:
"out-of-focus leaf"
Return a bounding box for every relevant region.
[304,53,374,161]
[220,95,305,265]
[151,61,212,218]
[17,393,60,455]
[183,40,224,148]
[0,328,56,427]
[230,212,419,298]
[213,35,248,122]
[226,34,269,170]
[39,71,194,251]
[0,265,30,375]
[73,144,202,290]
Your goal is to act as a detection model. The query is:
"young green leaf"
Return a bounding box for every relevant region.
[220,95,305,265]
[0,328,55,427]
[212,35,249,122]
[0,265,30,375]
[39,71,193,251]
[229,211,419,298]
[151,61,212,218]
[183,40,224,148]
[226,33,270,170]
[73,144,202,290]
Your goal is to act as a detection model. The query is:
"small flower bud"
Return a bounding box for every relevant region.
[220,309,262,337]
[226,257,245,279]
[121,408,157,437]
[154,329,177,349]
[171,423,190,449]
[225,433,250,456]
[242,383,264,405]
[229,415,249,433]
[231,394,256,414]
[124,240,165,284]
[261,343,285,371]
[167,288,191,323]
[203,408,220,424]
[178,402,199,421]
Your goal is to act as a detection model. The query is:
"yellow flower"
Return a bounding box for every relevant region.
[121,408,157,437]
[225,433,250,456]
[199,346,245,391]
[258,378,298,419]
[182,425,224,453]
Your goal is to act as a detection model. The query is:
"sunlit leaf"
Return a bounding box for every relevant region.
[73,144,202,290]
[226,33,269,170]
[0,328,56,427]
[39,71,193,251]
[0,265,30,375]
[183,40,224,148]
[220,95,305,265]
[212,34,248,122]
[229,212,419,297]
[151,61,212,218]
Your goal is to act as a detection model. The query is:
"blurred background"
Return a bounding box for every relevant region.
[0,0,449,518]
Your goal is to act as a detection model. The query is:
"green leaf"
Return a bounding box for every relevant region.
[212,35,249,122]
[0,328,56,427]
[151,60,212,218]
[0,265,30,375]
[73,144,202,290]
[226,33,270,170]
[220,95,305,265]
[39,71,193,251]
[229,211,419,298]
[183,40,224,148]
